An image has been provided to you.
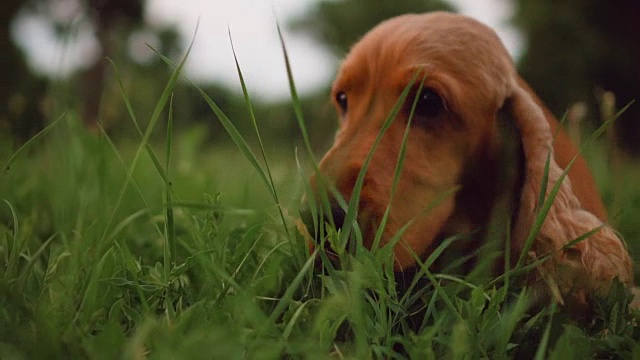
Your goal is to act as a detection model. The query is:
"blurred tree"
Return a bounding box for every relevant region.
[81,0,144,130]
[85,24,183,135]
[291,0,455,56]
[4,0,183,140]
[0,0,48,143]
[513,0,640,154]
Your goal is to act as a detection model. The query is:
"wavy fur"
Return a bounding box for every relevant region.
[303,11,634,314]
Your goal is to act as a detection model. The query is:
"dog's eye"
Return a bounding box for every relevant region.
[335,91,348,114]
[413,88,444,121]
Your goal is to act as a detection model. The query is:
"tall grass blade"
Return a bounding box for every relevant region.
[495,288,531,354]
[163,94,176,305]
[516,152,551,267]
[372,76,426,251]
[229,30,290,237]
[108,58,171,186]
[101,22,198,247]
[3,200,21,279]
[1,113,65,177]
[534,304,556,360]
[268,250,317,324]
[275,22,315,163]
[338,73,420,250]
[108,58,142,135]
[398,234,459,305]
[197,89,272,191]
[276,22,349,258]
[150,45,282,209]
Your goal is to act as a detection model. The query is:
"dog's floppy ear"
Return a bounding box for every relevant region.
[505,78,632,305]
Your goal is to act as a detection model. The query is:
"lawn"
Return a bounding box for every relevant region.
[1,52,639,359]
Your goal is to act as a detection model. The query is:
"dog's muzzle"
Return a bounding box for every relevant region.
[299,200,349,265]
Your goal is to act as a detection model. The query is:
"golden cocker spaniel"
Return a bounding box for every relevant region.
[301,12,633,310]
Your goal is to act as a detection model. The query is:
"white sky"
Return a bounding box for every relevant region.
[144,0,336,99]
[12,0,522,101]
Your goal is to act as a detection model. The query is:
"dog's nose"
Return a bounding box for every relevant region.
[328,202,346,230]
[299,201,347,249]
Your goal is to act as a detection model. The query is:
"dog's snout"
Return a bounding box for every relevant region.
[299,200,347,249]
[328,202,346,230]
[299,205,315,239]
[300,199,350,270]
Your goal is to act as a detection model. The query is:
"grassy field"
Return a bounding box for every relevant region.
[2,53,640,359]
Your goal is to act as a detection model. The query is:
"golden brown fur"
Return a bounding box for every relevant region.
[304,12,632,310]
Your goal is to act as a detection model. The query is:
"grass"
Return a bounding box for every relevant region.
[2,43,640,359]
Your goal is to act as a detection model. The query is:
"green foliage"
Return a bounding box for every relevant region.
[291,0,455,56]
[513,0,640,153]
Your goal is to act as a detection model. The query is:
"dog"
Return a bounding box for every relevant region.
[300,12,633,312]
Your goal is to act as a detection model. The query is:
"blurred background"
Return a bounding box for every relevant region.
[1,0,639,273]
[3,0,639,151]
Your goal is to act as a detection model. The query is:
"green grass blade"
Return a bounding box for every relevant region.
[337,73,420,250]
[282,301,309,340]
[383,186,459,257]
[372,76,426,251]
[276,21,349,257]
[164,94,176,287]
[276,21,315,164]
[109,58,171,187]
[267,250,317,324]
[149,42,277,202]
[1,113,65,177]
[17,233,58,286]
[196,88,272,189]
[422,268,464,322]
[108,58,142,135]
[495,288,531,355]
[114,241,151,313]
[100,23,197,246]
[398,234,459,305]
[516,152,552,267]
[3,200,21,279]
[534,304,556,360]
[229,29,290,238]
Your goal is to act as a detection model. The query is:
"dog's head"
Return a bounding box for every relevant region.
[301,12,631,294]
